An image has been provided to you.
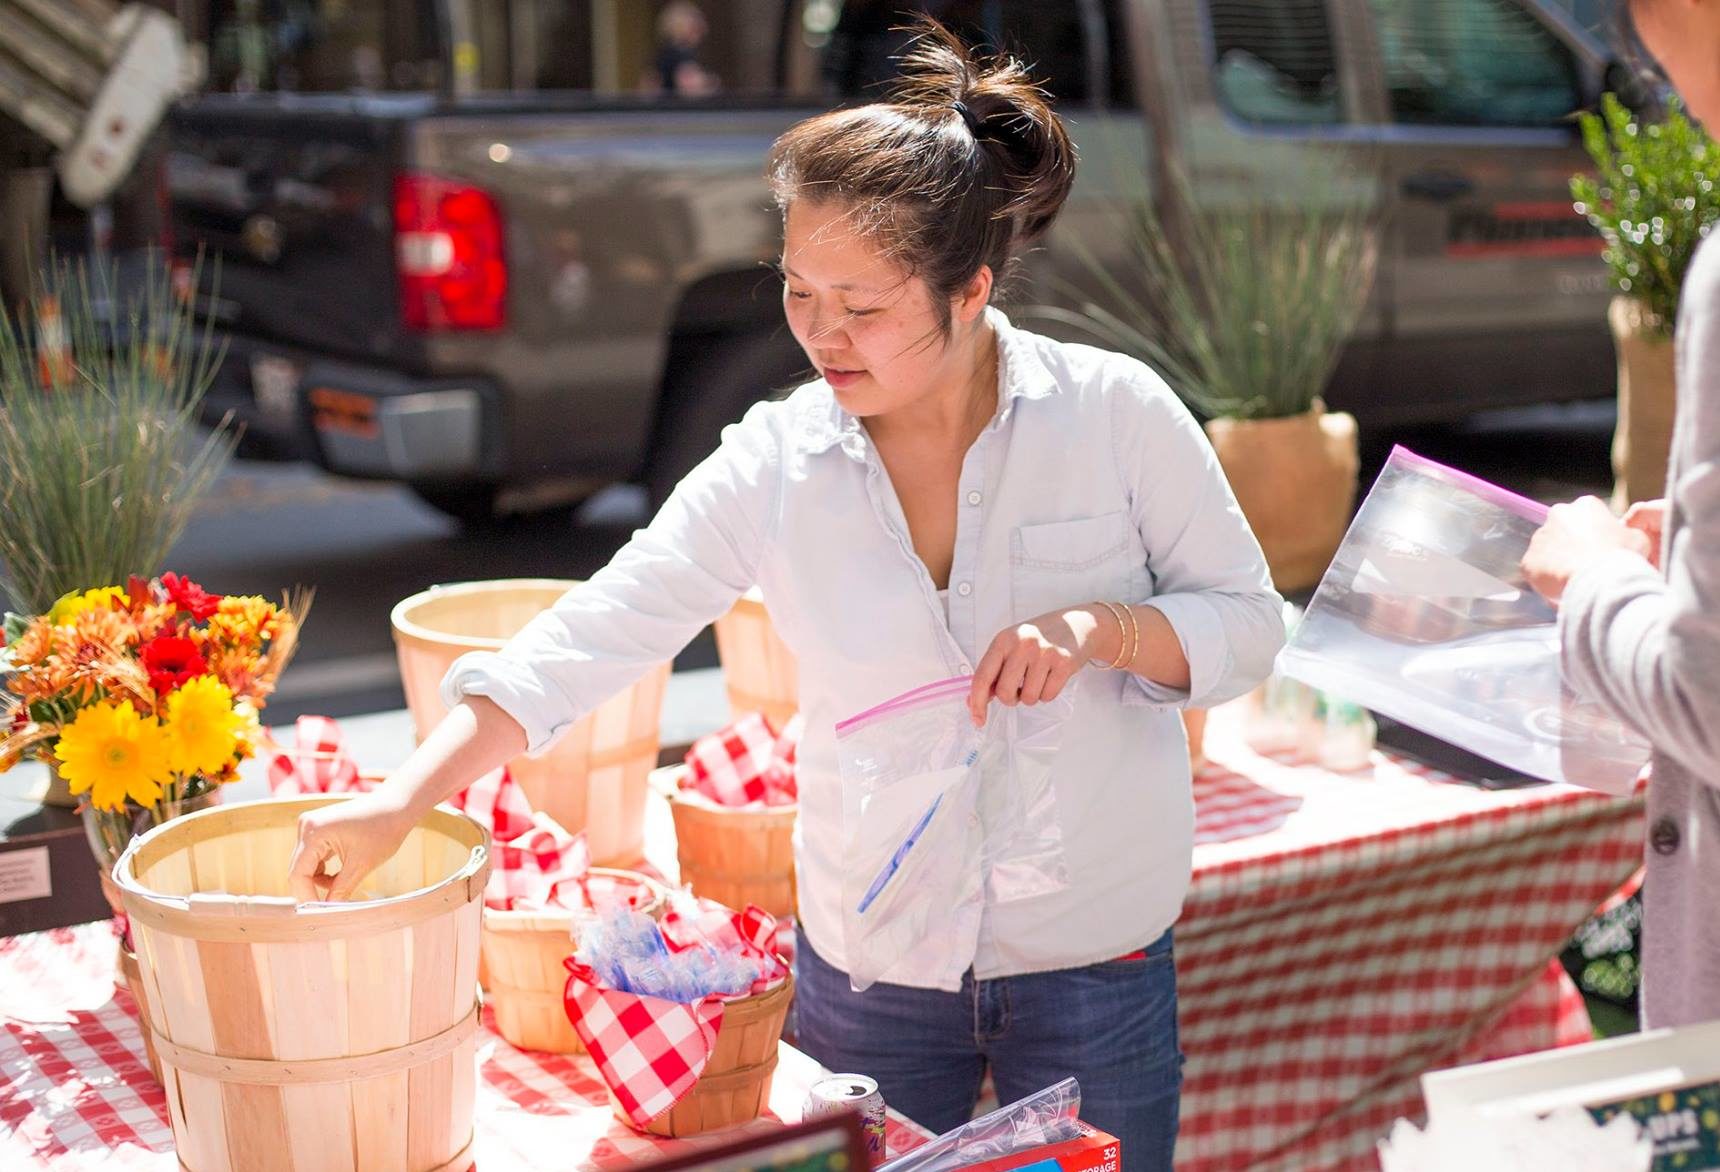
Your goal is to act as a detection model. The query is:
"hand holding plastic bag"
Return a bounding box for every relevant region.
[1279,448,1650,791]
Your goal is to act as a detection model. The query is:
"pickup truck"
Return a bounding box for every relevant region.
[165,0,1625,523]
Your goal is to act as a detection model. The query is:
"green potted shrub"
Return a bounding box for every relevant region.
[1572,93,1720,507]
[0,255,239,804]
[1040,150,1380,594]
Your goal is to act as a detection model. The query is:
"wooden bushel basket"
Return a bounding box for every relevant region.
[663,766,797,920]
[391,579,670,866]
[481,868,667,1054]
[113,797,490,1172]
[618,971,795,1137]
[713,588,798,732]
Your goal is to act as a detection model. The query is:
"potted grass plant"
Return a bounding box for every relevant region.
[1040,150,1380,594]
[0,255,240,804]
[1572,94,1720,507]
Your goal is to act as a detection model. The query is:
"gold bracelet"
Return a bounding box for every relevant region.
[1097,601,1131,669]
[1119,603,1140,672]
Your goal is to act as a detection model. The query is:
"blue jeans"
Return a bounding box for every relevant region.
[794,930,1183,1171]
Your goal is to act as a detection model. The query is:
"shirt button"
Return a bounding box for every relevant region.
[967,491,982,506]
[957,582,972,597]
[959,662,971,673]
[1650,816,1681,856]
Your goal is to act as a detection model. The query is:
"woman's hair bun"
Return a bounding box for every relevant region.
[889,17,1076,247]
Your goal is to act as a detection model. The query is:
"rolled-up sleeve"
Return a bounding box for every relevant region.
[1109,364,1285,709]
[440,401,783,753]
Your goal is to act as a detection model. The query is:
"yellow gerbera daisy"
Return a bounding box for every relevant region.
[54,701,169,812]
[48,586,130,627]
[164,676,243,777]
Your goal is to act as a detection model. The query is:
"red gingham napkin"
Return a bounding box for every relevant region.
[658,893,788,991]
[444,769,597,911]
[563,961,728,1129]
[487,811,595,912]
[682,713,801,807]
[267,715,365,794]
[447,765,535,842]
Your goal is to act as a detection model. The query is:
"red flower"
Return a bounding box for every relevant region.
[126,575,156,610]
[141,634,208,695]
[161,572,221,621]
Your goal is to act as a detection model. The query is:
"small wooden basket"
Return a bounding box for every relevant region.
[392,579,669,865]
[114,796,490,1172]
[665,769,797,920]
[619,971,795,1137]
[713,588,798,732]
[481,868,668,1054]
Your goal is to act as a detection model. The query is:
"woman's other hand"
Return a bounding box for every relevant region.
[1624,498,1669,569]
[287,791,416,902]
[1523,496,1655,604]
[968,606,1106,726]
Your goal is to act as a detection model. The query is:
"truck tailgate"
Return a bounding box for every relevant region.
[165,95,424,365]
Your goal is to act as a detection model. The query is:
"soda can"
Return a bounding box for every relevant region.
[805,1074,887,1161]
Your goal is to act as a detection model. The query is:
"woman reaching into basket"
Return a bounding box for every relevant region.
[289,21,1283,1164]
[1521,0,1720,1031]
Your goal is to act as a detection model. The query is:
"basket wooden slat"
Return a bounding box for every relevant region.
[392,579,669,865]
[713,589,798,732]
[482,868,667,1053]
[666,776,797,920]
[114,796,489,1172]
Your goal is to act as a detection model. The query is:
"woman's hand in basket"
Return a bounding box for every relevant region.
[288,792,416,902]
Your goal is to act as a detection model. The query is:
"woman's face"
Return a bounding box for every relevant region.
[1631,0,1720,127]
[780,200,983,420]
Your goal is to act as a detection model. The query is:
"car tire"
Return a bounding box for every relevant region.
[645,328,811,510]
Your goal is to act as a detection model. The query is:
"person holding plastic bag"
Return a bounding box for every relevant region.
[286,21,1283,1162]
[1521,0,1720,1030]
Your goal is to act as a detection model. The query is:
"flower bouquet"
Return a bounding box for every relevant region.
[0,573,308,869]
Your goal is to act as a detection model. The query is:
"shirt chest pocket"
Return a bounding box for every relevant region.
[1009,511,1142,623]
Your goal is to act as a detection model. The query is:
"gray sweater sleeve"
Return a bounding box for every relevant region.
[1559,238,1720,784]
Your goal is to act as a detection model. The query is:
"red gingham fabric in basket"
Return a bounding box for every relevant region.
[447,765,535,843]
[564,964,728,1128]
[487,811,595,911]
[266,714,364,794]
[683,713,800,807]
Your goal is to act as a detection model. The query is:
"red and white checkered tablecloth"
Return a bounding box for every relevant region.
[1174,704,1646,1172]
[0,924,930,1170]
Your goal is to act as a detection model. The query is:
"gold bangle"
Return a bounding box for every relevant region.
[1096,601,1131,669]
[1119,603,1140,672]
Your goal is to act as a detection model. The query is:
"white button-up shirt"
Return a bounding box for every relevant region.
[443,309,1284,991]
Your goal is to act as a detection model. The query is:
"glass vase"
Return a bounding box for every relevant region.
[81,787,219,875]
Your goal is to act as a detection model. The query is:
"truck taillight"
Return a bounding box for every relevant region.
[393,173,507,332]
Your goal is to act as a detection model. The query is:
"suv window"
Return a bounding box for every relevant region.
[1366,0,1582,127]
[1207,0,1343,126]
[817,1,1115,107]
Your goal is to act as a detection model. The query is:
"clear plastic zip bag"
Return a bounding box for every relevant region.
[1279,447,1651,792]
[835,676,983,992]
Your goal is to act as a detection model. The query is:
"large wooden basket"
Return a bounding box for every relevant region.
[113,796,490,1172]
[664,767,797,920]
[621,972,795,1137]
[482,868,667,1054]
[713,588,798,732]
[392,579,669,865]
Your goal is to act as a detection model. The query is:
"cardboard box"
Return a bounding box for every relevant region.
[956,1122,1120,1172]
[1422,1018,1720,1171]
